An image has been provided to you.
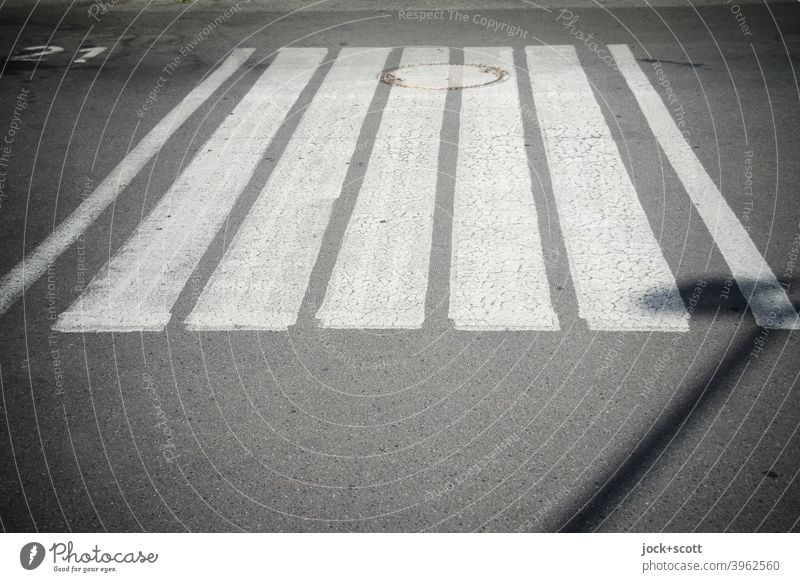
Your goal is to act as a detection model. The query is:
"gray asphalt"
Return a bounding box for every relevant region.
[1,0,799,532]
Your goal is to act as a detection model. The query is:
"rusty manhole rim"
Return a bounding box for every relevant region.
[378,62,510,90]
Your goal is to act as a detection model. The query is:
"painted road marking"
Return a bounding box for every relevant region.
[449,47,558,331]
[185,48,390,331]
[38,44,794,332]
[0,48,254,318]
[526,45,689,332]
[316,47,449,329]
[74,47,107,64]
[609,44,799,329]
[10,45,64,62]
[54,48,326,332]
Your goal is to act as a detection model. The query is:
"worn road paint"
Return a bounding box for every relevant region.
[317,47,449,329]
[449,47,559,331]
[0,48,254,318]
[10,45,64,61]
[186,47,390,331]
[610,44,799,329]
[527,45,689,332]
[74,47,107,63]
[54,48,326,332]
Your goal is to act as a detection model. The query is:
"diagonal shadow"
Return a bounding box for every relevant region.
[558,276,793,532]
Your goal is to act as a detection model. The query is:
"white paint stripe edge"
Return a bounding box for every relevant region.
[316,47,449,329]
[0,49,254,318]
[185,47,391,331]
[609,44,799,329]
[449,47,558,331]
[53,48,327,332]
[527,45,689,332]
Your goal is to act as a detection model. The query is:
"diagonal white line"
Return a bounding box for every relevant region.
[0,48,254,318]
[54,48,326,332]
[527,45,688,332]
[610,43,798,329]
[185,47,390,331]
[317,47,450,329]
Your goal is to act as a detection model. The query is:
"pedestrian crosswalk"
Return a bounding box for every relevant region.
[185,47,392,331]
[316,46,449,329]
[449,47,558,331]
[55,47,327,332]
[0,48,254,319]
[527,45,688,332]
[609,44,799,330]
[1,44,793,332]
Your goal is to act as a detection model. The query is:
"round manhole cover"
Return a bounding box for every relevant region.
[378,63,509,90]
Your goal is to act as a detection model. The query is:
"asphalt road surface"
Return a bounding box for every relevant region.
[1,0,799,532]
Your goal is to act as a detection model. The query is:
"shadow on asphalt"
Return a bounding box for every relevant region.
[558,277,786,532]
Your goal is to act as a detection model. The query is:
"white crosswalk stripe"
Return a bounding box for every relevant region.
[0,48,254,319]
[449,47,558,331]
[18,44,792,333]
[316,47,450,329]
[185,47,391,331]
[54,48,326,332]
[610,44,800,330]
[526,45,689,332]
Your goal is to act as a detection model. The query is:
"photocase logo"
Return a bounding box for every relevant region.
[20,542,46,570]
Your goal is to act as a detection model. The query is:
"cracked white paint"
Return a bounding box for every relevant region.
[54,48,326,332]
[526,45,689,332]
[449,47,559,331]
[0,49,254,319]
[610,44,799,329]
[316,47,449,329]
[185,48,390,331]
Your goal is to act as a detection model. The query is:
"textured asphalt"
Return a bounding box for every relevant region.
[0,0,799,532]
